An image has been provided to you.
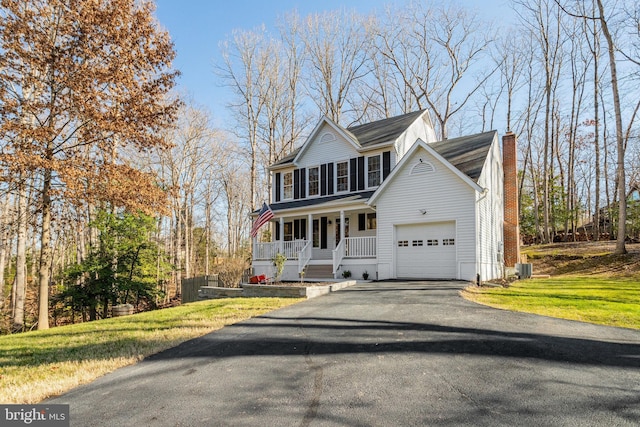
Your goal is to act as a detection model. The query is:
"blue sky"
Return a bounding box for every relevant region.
[153,0,510,127]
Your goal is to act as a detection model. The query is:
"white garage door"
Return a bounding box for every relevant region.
[396,221,457,279]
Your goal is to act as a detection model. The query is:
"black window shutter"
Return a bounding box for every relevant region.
[350,158,357,192]
[294,219,300,239]
[293,169,300,199]
[300,168,306,199]
[320,164,327,196]
[275,173,281,202]
[327,163,334,194]
[359,213,366,231]
[383,151,391,180]
[321,217,328,249]
[301,218,307,240]
[275,221,280,240]
[357,156,365,190]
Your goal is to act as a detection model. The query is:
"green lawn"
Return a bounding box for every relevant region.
[463,277,640,330]
[0,297,302,404]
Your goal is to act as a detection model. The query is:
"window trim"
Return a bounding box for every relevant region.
[366,154,381,188]
[307,166,320,197]
[282,171,293,200]
[335,160,349,193]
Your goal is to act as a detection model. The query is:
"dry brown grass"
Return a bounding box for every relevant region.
[522,242,640,277]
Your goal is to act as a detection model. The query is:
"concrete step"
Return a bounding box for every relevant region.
[304,264,334,279]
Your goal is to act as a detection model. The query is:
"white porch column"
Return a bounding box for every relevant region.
[307,214,313,244]
[340,210,345,242]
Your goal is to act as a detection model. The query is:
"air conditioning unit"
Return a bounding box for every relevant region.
[515,263,532,279]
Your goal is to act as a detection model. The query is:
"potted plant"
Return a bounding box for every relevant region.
[362,271,369,280]
[342,270,351,279]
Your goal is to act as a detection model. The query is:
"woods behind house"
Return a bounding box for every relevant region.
[1,0,639,332]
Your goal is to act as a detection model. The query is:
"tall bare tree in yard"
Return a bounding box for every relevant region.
[516,0,565,243]
[219,28,269,210]
[556,0,631,253]
[0,0,180,329]
[155,103,221,281]
[375,3,495,139]
[298,9,371,125]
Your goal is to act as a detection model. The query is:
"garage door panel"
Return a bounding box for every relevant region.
[396,222,456,279]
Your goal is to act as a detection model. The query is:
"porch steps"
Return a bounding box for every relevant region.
[304,264,334,279]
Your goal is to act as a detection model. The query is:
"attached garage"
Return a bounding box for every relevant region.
[395,221,457,279]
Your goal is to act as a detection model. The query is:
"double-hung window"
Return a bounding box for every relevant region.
[283,172,293,200]
[308,167,319,197]
[368,155,381,187]
[336,161,349,192]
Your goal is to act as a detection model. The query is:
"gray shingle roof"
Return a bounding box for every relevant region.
[429,130,497,182]
[271,110,426,168]
[347,110,426,147]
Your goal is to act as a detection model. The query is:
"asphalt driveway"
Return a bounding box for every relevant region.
[48,281,640,426]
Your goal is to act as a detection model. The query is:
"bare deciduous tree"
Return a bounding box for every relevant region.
[375,2,496,139]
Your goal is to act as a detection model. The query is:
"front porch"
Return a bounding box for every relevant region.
[253,236,376,280]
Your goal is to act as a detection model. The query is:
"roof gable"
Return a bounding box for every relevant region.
[367,132,496,206]
[270,117,359,170]
[270,110,431,169]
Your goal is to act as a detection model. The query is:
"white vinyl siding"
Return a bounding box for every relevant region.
[374,146,477,281]
[475,135,504,282]
[297,124,359,167]
[394,115,438,161]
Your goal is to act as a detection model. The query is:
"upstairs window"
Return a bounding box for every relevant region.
[368,155,381,187]
[337,161,349,192]
[283,172,293,200]
[308,167,319,196]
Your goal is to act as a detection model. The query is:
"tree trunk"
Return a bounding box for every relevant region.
[592,11,601,241]
[0,200,10,308]
[12,179,27,332]
[37,169,53,330]
[596,0,626,254]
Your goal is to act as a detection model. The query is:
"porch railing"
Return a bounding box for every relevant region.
[298,241,312,274]
[253,240,307,261]
[345,236,376,258]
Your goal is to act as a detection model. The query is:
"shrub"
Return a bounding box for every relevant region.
[272,253,287,282]
[214,258,248,288]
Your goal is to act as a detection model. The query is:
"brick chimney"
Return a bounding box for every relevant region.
[503,132,520,267]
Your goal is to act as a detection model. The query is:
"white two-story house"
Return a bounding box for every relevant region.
[252,110,509,282]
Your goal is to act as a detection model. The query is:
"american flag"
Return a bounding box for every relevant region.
[250,202,274,238]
